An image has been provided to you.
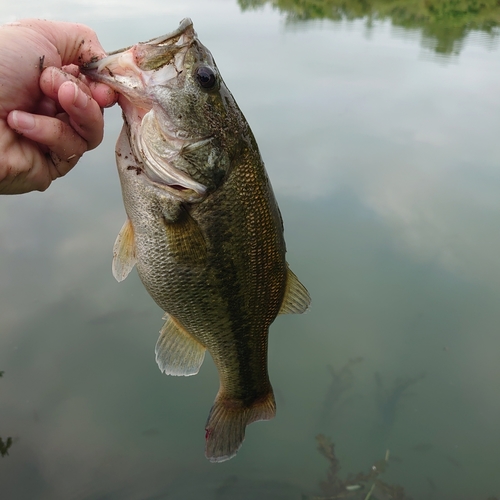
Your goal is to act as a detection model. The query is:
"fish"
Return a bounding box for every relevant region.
[82,18,310,462]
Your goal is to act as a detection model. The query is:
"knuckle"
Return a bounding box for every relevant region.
[0,155,51,194]
[0,158,15,188]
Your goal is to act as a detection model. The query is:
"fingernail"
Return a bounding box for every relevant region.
[71,82,90,110]
[11,110,35,130]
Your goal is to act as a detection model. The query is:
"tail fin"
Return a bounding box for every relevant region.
[204,391,276,463]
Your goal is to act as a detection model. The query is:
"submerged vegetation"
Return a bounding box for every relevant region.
[307,434,500,500]
[238,0,500,55]
[374,372,425,435]
[0,437,13,457]
[0,370,14,458]
[308,363,500,499]
[307,434,411,500]
[319,357,364,427]
[310,364,421,498]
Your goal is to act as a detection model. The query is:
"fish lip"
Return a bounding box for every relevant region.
[135,17,194,50]
[82,18,194,71]
[80,18,195,98]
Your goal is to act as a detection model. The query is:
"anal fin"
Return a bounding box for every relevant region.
[112,219,137,282]
[279,266,311,315]
[155,315,206,376]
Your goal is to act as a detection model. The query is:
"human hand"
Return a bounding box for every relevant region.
[0,19,117,194]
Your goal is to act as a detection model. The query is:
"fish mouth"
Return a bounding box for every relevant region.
[81,18,195,102]
[82,19,208,198]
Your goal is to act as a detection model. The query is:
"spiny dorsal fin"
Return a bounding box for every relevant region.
[279,266,311,315]
[112,219,137,282]
[155,315,206,376]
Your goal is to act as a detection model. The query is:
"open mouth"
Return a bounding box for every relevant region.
[82,19,209,201]
[81,18,195,101]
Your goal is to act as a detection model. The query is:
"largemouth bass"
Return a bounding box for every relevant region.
[82,18,310,462]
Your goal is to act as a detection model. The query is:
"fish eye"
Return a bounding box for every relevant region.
[195,66,217,90]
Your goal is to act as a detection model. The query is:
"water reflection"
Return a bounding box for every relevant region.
[239,0,500,55]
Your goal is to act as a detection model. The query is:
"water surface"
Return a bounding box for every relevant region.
[1,1,500,499]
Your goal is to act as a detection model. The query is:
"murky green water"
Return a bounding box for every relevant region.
[1,1,500,499]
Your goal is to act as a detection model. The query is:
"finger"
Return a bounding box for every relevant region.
[60,66,118,108]
[61,64,80,78]
[40,68,105,150]
[34,95,58,117]
[40,66,92,101]
[87,81,118,108]
[7,110,87,177]
[57,80,104,150]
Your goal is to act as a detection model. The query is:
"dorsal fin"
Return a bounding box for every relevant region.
[112,219,137,282]
[279,266,311,315]
[155,315,206,376]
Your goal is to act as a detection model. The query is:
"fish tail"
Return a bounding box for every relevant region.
[204,391,276,463]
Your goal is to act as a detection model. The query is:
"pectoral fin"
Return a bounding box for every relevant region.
[278,266,311,315]
[162,207,207,266]
[112,219,137,282]
[155,315,206,376]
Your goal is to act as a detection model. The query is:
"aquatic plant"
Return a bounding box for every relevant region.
[0,437,13,457]
[306,434,411,499]
[374,372,425,434]
[318,357,363,428]
[308,435,500,499]
[0,371,14,458]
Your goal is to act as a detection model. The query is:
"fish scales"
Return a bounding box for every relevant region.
[192,148,286,399]
[82,18,310,462]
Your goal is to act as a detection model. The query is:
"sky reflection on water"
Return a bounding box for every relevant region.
[1,1,500,499]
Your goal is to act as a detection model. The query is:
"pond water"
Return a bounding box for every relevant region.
[1,1,500,499]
